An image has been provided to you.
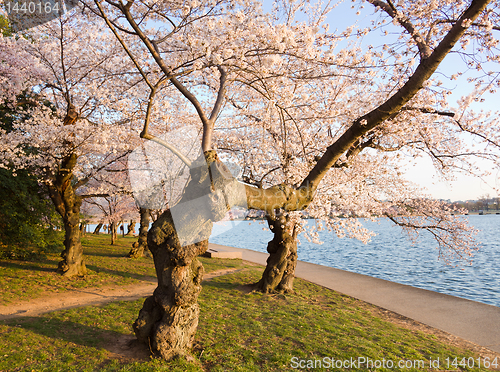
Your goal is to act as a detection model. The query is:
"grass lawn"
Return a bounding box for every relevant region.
[0,234,498,371]
[0,233,240,305]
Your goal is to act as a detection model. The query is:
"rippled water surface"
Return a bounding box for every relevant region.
[209,215,500,307]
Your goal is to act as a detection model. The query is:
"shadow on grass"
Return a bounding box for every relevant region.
[201,278,244,291]
[85,264,156,282]
[0,260,57,274]
[85,251,130,258]
[2,316,150,360]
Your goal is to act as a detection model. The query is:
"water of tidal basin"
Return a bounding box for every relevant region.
[209,215,499,307]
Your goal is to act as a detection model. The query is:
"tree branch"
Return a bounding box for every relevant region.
[244,182,314,213]
[95,0,154,90]
[140,132,193,168]
[209,66,227,123]
[74,151,131,189]
[435,19,500,32]
[401,106,456,117]
[367,0,432,59]
[454,119,500,149]
[301,0,490,194]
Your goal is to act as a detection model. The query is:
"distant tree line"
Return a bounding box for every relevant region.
[452,195,500,213]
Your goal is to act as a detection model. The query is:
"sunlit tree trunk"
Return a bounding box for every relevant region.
[132,152,233,361]
[47,152,87,277]
[128,208,150,258]
[255,212,298,293]
[79,222,87,235]
[126,219,136,236]
[110,221,117,244]
[93,222,103,235]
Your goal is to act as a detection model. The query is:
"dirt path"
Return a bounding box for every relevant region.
[0,268,240,321]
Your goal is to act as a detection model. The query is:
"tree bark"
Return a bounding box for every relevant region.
[93,223,103,235]
[132,151,234,361]
[126,219,136,236]
[79,222,87,235]
[47,152,87,277]
[128,208,150,258]
[59,214,86,276]
[254,212,299,293]
[110,221,117,244]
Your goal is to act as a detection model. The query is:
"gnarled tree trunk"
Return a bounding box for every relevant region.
[132,151,238,361]
[133,211,209,361]
[126,219,136,236]
[128,208,150,258]
[93,222,103,235]
[255,212,299,294]
[47,152,87,277]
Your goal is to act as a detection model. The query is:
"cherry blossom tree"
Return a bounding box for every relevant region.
[0,12,139,276]
[80,158,147,249]
[81,156,140,245]
[0,26,46,105]
[214,0,500,292]
[86,0,499,360]
[83,193,137,244]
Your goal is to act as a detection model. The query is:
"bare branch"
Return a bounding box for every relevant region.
[209,66,227,123]
[455,119,500,150]
[140,78,165,138]
[74,151,131,189]
[140,132,193,168]
[435,18,500,31]
[367,0,432,59]
[170,76,211,126]
[401,106,456,117]
[95,0,154,90]
[80,193,113,199]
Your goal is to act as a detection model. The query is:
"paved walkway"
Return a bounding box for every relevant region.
[209,243,500,354]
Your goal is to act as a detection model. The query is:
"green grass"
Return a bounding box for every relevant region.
[0,235,498,371]
[0,234,241,305]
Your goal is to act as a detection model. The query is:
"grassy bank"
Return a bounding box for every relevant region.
[0,234,240,305]
[0,235,498,371]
